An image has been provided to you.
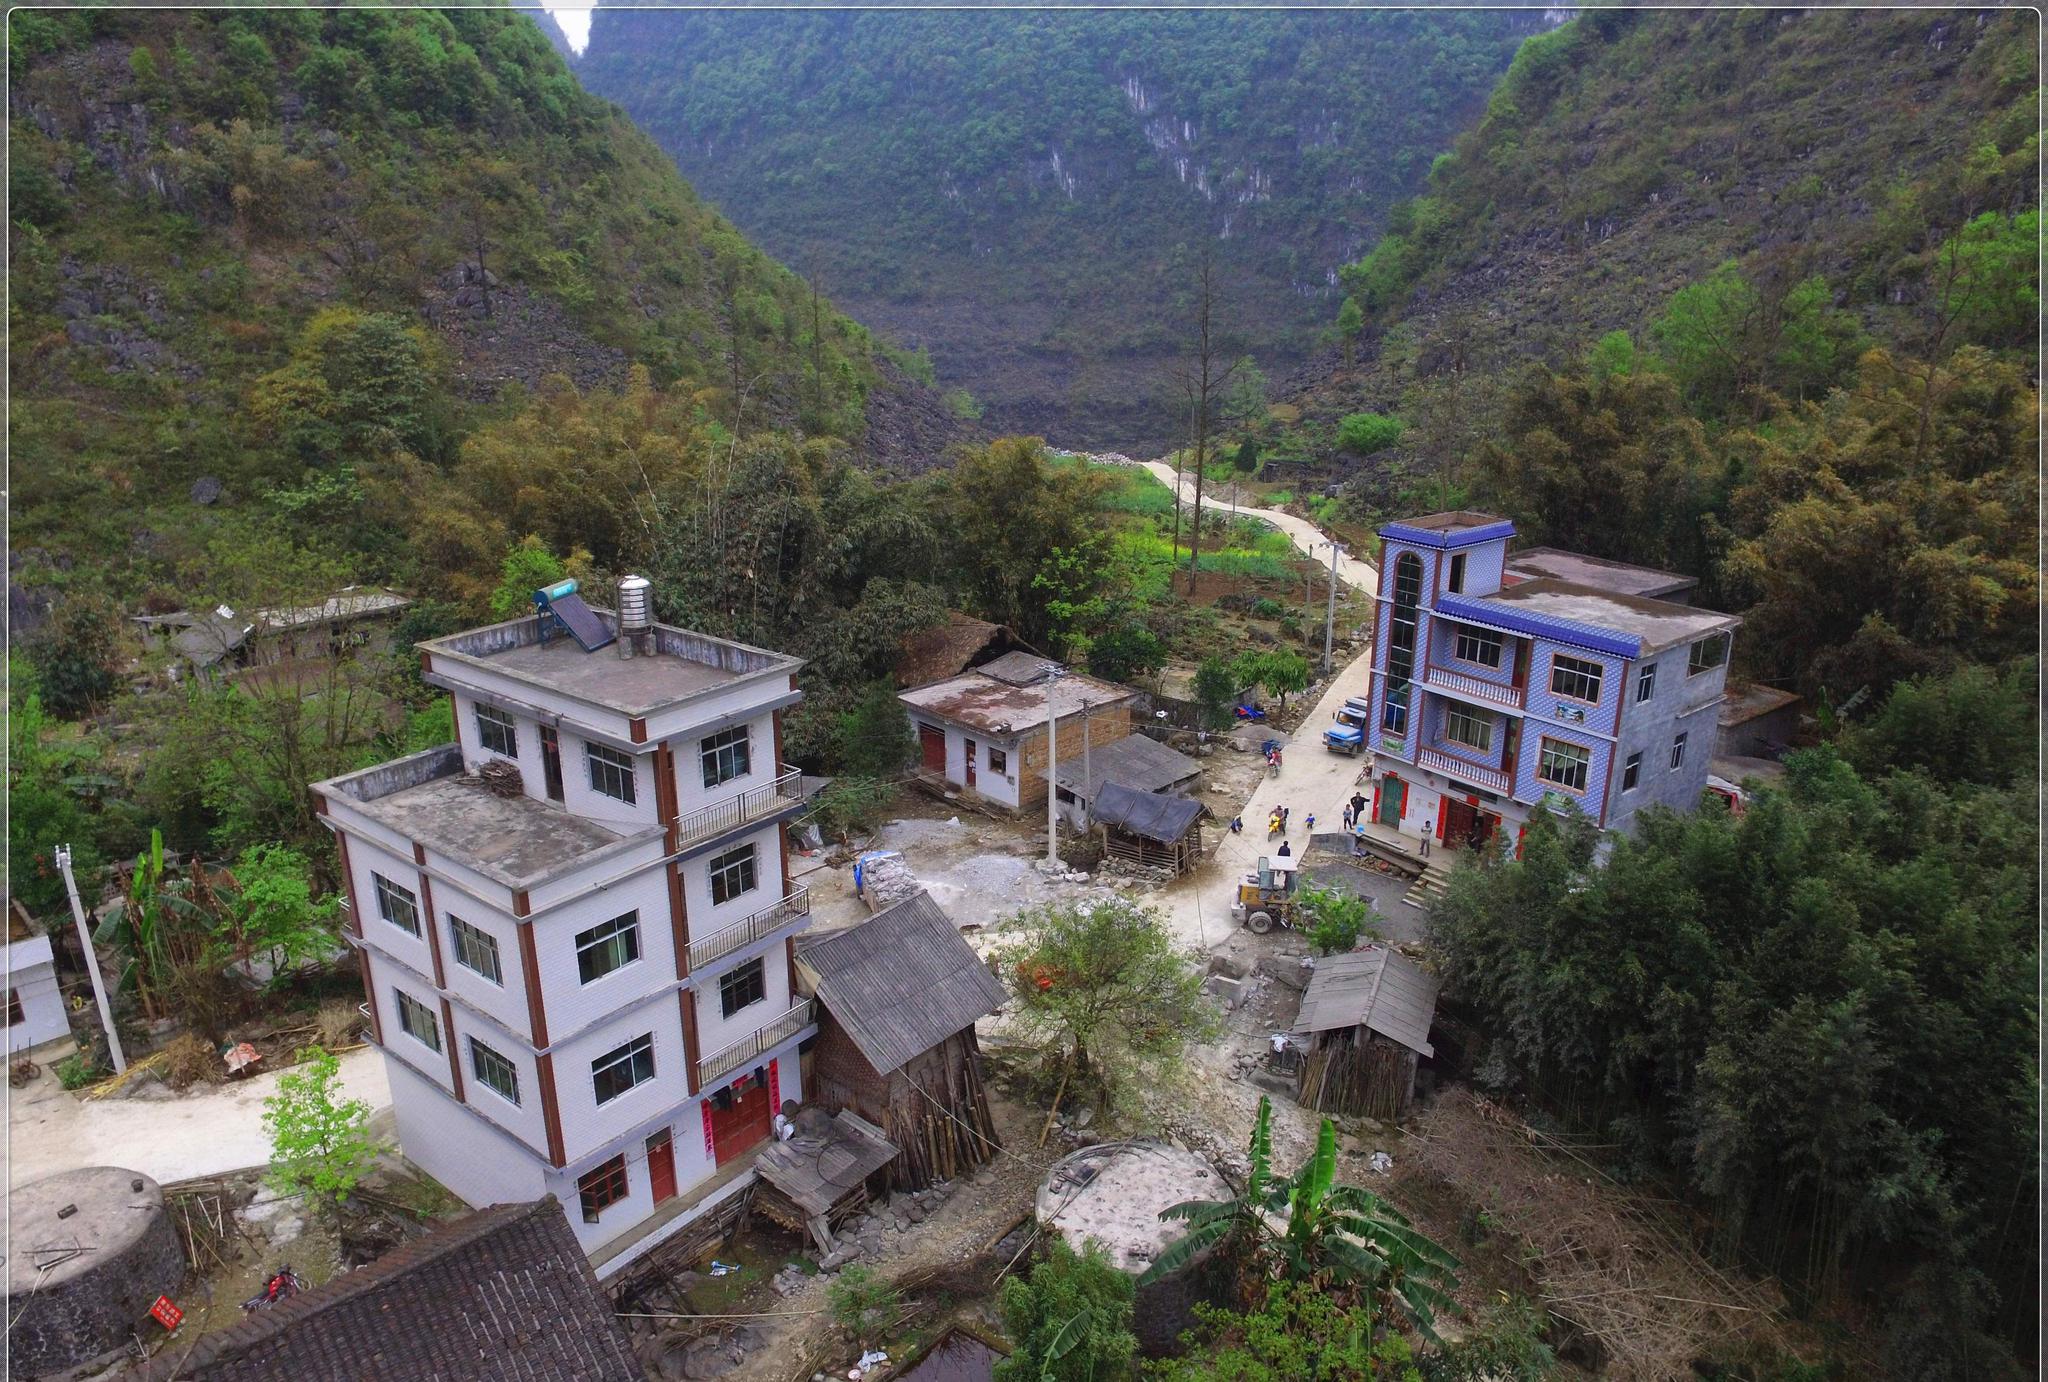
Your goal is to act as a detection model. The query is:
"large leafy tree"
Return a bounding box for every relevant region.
[994,1239,1138,1382]
[994,897,1218,1114]
[940,437,1114,647]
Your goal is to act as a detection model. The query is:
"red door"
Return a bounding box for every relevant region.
[919,724,946,773]
[647,1128,677,1204]
[963,738,977,788]
[1443,799,1478,848]
[710,1079,774,1167]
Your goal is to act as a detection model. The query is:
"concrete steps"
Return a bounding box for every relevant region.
[1400,857,1457,910]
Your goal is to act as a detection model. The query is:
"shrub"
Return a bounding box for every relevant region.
[314,999,363,1051]
[161,1032,219,1090]
[826,1264,900,1340]
[55,1054,102,1090]
[263,1045,383,1206]
[1337,412,1405,454]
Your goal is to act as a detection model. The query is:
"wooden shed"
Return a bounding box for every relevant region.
[1292,946,1439,1121]
[1088,782,1206,878]
[796,892,1007,1189]
[753,1110,900,1255]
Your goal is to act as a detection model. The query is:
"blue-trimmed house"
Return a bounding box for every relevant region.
[1364,512,1740,857]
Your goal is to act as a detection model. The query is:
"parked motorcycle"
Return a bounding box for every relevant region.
[243,1266,305,1312]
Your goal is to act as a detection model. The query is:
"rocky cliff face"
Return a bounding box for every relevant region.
[576,9,1546,449]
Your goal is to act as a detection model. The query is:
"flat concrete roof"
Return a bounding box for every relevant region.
[345,768,656,889]
[7,1167,166,1295]
[1397,510,1508,534]
[900,667,1136,737]
[1480,578,1738,655]
[1719,682,1801,726]
[1505,547,1696,600]
[422,612,801,719]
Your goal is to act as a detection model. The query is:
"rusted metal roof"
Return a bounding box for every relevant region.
[898,664,1136,737]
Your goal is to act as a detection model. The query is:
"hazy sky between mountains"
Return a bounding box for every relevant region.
[541,3,591,53]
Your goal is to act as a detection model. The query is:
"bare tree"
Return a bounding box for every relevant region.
[1168,248,1242,597]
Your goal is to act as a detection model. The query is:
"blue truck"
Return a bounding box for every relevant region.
[1323,722,1365,756]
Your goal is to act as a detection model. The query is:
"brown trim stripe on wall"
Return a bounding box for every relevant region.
[336,835,364,938]
[536,1053,566,1166]
[418,873,447,988]
[357,950,383,1045]
[517,925,550,1048]
[678,992,701,1096]
[668,862,690,980]
[440,997,464,1099]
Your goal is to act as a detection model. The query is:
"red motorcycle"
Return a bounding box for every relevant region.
[243,1266,305,1312]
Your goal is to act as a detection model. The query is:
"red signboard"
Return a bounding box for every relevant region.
[150,1296,183,1331]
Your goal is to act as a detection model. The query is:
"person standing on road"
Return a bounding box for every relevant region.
[1349,791,1367,822]
[1419,825,1432,858]
[1342,803,1355,833]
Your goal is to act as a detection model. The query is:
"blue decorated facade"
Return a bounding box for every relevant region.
[1363,512,1740,856]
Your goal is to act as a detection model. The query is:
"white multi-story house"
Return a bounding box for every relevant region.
[313,583,815,1277]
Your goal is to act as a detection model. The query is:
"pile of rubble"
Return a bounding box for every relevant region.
[1099,857,1179,885]
[769,1171,997,1294]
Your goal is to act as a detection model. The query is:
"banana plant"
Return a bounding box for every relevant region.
[94,829,203,1023]
[1144,1097,1460,1342]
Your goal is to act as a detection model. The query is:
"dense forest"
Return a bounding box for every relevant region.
[575,8,1544,446]
[1242,10,2041,1373]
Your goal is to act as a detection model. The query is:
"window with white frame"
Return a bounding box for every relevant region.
[1444,705,1494,753]
[1636,663,1657,703]
[586,743,637,803]
[591,1034,654,1105]
[1670,732,1688,770]
[470,1038,520,1104]
[719,958,766,1018]
[449,916,503,985]
[373,873,420,936]
[1687,635,1728,677]
[396,990,440,1051]
[700,725,752,789]
[1536,738,1591,793]
[1453,626,1504,668]
[1549,655,1604,704]
[1622,752,1642,792]
[575,913,641,984]
[708,844,758,907]
[474,704,517,758]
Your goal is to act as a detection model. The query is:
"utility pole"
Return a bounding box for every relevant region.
[1303,561,1315,655]
[1321,540,1347,675]
[1042,665,1066,867]
[56,844,126,1074]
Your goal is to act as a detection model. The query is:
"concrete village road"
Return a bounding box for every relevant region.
[1132,457,1390,955]
[6,1043,392,1190]
[1137,458,1381,594]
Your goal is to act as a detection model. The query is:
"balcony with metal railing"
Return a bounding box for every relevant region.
[1418,746,1512,796]
[1422,667,1525,712]
[688,886,811,973]
[674,765,804,851]
[698,997,815,1086]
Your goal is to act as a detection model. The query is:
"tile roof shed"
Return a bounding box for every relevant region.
[1294,946,1439,1058]
[139,1198,639,1382]
[1052,734,1202,802]
[798,891,1008,1075]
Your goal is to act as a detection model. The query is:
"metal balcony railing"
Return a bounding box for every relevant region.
[674,765,804,851]
[1419,746,1512,796]
[688,887,811,972]
[1423,667,1525,711]
[698,997,815,1085]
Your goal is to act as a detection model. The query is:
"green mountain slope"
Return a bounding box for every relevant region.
[574,8,1545,448]
[9,8,970,599]
[1285,7,2037,429]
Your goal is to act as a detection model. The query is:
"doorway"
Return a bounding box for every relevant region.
[539,726,565,802]
[1376,776,1406,827]
[1443,799,1478,848]
[709,1074,773,1167]
[919,724,946,774]
[963,738,977,788]
[647,1128,676,1204]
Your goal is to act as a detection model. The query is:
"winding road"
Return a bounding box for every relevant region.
[1132,457,1390,954]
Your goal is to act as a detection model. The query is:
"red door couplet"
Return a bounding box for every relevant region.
[647,1128,677,1204]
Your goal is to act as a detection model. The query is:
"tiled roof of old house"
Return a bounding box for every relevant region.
[798,891,1007,1075]
[139,1199,639,1382]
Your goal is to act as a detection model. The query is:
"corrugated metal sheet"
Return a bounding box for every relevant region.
[1294,946,1438,1057]
[798,891,1007,1075]
[1052,734,1202,801]
[1089,782,1204,844]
